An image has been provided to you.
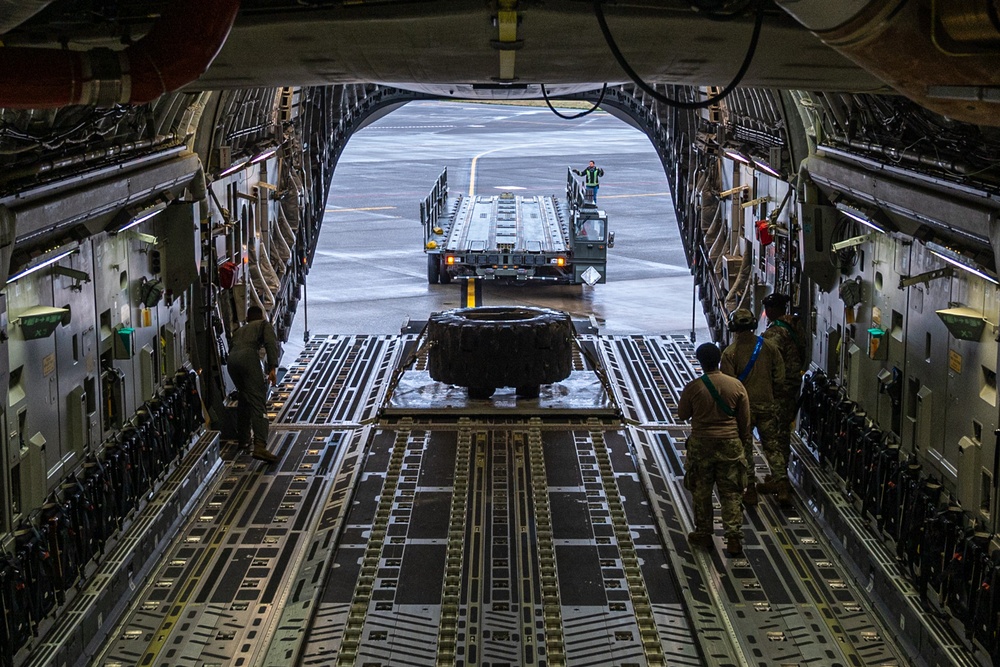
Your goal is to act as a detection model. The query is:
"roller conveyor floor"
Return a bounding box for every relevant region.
[79,333,933,666]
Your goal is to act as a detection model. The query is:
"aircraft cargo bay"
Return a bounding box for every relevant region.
[18,332,939,667]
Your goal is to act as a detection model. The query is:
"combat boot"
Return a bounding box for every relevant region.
[687,532,713,550]
[776,479,793,507]
[725,536,743,556]
[742,482,759,506]
[756,475,778,494]
[252,445,278,463]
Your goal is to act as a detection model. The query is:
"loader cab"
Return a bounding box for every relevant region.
[571,203,612,285]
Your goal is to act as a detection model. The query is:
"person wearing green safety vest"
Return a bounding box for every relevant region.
[572,160,604,203]
[721,308,784,507]
[678,342,752,557]
[761,293,807,504]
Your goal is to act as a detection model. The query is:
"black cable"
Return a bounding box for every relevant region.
[540,83,608,119]
[594,0,765,110]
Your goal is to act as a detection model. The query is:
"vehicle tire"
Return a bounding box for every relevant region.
[439,259,452,284]
[427,306,573,391]
[427,254,440,284]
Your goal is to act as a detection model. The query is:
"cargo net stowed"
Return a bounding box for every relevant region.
[799,370,998,662]
[0,369,204,667]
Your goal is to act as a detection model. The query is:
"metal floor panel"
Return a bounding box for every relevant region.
[298,421,701,667]
[87,333,965,666]
[613,337,905,667]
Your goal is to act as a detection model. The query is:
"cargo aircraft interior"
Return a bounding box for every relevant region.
[2,1,1000,666]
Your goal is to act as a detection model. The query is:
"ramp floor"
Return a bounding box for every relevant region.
[82,334,920,667]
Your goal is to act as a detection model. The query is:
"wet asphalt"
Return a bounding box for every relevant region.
[284,99,709,363]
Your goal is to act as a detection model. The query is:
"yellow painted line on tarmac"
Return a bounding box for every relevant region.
[464,278,482,307]
[324,206,397,212]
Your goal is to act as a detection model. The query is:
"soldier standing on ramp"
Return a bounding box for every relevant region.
[760,293,806,505]
[228,305,280,463]
[678,343,753,556]
[721,308,785,507]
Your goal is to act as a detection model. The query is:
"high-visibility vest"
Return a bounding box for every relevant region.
[584,167,601,187]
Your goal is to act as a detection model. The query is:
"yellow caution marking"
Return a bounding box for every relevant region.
[497,2,518,81]
[464,278,481,307]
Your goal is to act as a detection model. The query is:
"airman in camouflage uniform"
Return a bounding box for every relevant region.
[678,343,753,556]
[721,308,784,507]
[761,293,807,504]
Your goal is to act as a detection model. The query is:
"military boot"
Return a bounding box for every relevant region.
[725,536,743,556]
[742,481,759,506]
[252,445,278,463]
[776,479,793,507]
[756,475,778,494]
[687,532,713,550]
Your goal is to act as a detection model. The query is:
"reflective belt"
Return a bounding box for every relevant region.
[700,374,734,417]
[738,336,764,382]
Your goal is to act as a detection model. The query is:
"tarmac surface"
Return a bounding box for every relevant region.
[285,100,710,362]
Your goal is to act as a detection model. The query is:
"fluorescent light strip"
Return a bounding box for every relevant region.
[839,208,886,233]
[6,248,77,284]
[117,205,166,233]
[752,158,782,178]
[929,249,1000,285]
[218,160,248,178]
[250,148,277,165]
[724,149,751,165]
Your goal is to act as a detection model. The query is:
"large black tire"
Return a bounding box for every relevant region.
[427,254,440,284]
[439,259,452,284]
[426,306,573,391]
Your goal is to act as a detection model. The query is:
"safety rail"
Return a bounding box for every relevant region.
[420,167,449,247]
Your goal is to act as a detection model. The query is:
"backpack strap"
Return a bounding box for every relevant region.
[774,319,801,348]
[700,374,735,417]
[737,336,764,382]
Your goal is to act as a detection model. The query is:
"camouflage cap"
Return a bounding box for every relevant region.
[728,308,756,331]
